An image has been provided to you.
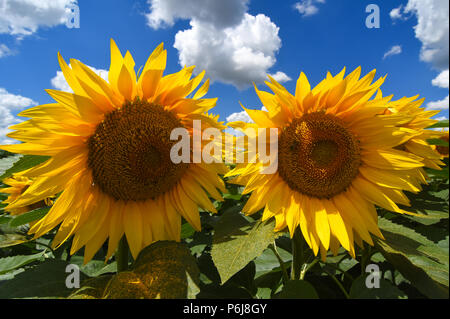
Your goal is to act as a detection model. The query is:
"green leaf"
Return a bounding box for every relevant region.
[274,280,319,299]
[181,222,196,239]
[0,231,28,248]
[0,155,22,179]
[401,183,449,225]
[0,214,12,224]
[375,218,449,298]
[0,155,50,181]
[0,251,45,275]
[349,275,407,299]
[69,256,117,277]
[427,138,449,147]
[428,120,449,128]
[254,246,291,278]
[211,210,280,284]
[8,207,50,227]
[187,271,201,299]
[0,259,87,298]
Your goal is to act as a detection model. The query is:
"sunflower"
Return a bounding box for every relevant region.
[436,131,449,158]
[0,174,52,215]
[227,67,427,259]
[383,95,446,171]
[1,40,227,263]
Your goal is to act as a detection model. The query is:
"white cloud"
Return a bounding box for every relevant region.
[51,65,108,92]
[390,6,403,20]
[427,94,449,110]
[431,69,449,88]
[0,88,37,144]
[0,0,77,37]
[146,0,248,30]
[294,0,325,17]
[402,0,449,70]
[226,110,252,123]
[226,106,267,123]
[270,71,291,83]
[0,43,13,58]
[146,0,285,89]
[427,70,449,111]
[383,45,402,59]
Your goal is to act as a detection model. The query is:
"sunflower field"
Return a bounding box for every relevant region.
[0,40,448,301]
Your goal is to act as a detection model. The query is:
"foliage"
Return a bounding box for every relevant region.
[0,148,448,299]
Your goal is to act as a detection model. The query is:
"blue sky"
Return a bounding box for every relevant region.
[0,0,448,143]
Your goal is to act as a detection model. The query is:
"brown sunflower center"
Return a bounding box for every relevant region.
[87,99,189,201]
[278,112,361,199]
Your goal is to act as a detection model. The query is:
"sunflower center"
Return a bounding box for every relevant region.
[278,112,361,199]
[87,99,189,201]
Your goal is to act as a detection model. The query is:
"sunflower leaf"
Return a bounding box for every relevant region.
[0,251,45,275]
[349,275,407,299]
[211,210,279,284]
[0,259,87,298]
[0,155,22,180]
[0,155,50,181]
[8,207,50,227]
[375,217,449,298]
[428,120,449,128]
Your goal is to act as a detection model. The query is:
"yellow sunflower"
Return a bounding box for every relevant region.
[435,131,449,158]
[1,174,52,215]
[1,39,227,263]
[383,95,446,171]
[227,67,428,259]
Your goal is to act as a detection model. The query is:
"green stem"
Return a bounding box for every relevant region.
[323,268,350,299]
[116,236,129,273]
[300,258,319,280]
[269,242,289,284]
[360,245,372,275]
[291,228,305,280]
[321,262,355,282]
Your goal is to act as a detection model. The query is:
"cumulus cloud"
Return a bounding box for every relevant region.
[226,110,252,123]
[431,69,449,88]
[392,1,448,111]
[270,71,291,83]
[0,0,78,37]
[226,106,267,123]
[146,0,248,30]
[146,0,285,89]
[294,0,325,17]
[389,5,404,20]
[383,45,402,59]
[51,65,108,92]
[427,95,449,110]
[427,69,449,110]
[393,0,449,70]
[0,88,37,144]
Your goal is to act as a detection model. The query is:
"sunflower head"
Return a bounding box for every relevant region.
[384,95,446,170]
[0,174,52,215]
[1,40,227,263]
[436,131,449,158]
[227,67,428,259]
